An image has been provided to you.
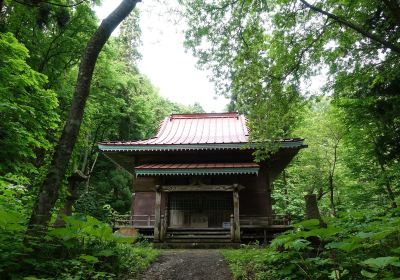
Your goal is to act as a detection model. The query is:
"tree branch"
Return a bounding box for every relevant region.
[299,0,400,54]
[12,0,89,8]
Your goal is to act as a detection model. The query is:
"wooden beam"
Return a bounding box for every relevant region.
[160,184,245,192]
[153,186,161,241]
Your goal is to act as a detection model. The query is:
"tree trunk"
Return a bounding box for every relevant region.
[54,171,88,227]
[329,174,336,216]
[329,144,338,217]
[379,163,398,208]
[305,193,326,227]
[26,0,140,237]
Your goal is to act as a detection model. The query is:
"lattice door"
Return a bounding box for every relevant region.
[168,192,232,228]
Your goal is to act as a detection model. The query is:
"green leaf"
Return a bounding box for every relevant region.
[390,247,400,254]
[361,256,400,269]
[95,249,114,257]
[295,219,320,229]
[79,255,99,264]
[361,269,377,278]
[285,239,311,251]
[325,241,363,252]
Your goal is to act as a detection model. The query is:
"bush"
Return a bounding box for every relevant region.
[223,209,400,279]
[0,182,158,279]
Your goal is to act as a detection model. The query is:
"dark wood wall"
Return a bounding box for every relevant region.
[132,170,272,217]
[131,191,167,216]
[238,163,272,217]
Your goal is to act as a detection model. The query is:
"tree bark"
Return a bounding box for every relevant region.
[26,0,140,237]
[54,170,88,227]
[328,175,335,216]
[328,143,339,217]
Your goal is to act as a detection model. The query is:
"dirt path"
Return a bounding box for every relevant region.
[140,249,232,280]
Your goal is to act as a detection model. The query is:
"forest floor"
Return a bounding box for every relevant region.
[139,249,232,280]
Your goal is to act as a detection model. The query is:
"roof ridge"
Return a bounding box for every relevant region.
[170,112,238,119]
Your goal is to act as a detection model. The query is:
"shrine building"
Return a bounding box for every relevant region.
[98,112,305,246]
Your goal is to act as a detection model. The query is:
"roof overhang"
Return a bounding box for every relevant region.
[134,163,260,176]
[98,140,306,153]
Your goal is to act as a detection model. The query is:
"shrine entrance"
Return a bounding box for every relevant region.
[168,192,232,228]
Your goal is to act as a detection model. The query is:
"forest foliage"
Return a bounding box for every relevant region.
[0,1,200,278]
[178,0,400,278]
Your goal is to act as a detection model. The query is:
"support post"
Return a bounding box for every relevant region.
[131,193,135,227]
[233,184,240,242]
[230,214,234,241]
[160,215,165,242]
[154,185,161,241]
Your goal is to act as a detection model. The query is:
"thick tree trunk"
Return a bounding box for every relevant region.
[26,0,140,237]
[305,193,326,227]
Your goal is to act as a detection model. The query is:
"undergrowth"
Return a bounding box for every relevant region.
[0,182,159,279]
[223,209,400,279]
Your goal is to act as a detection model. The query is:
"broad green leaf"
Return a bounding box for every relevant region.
[79,255,99,264]
[325,241,363,252]
[95,249,115,257]
[294,219,320,229]
[360,269,377,278]
[361,256,400,269]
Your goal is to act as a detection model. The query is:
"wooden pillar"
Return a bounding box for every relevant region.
[130,193,135,222]
[160,214,165,242]
[154,185,161,241]
[230,214,234,241]
[233,184,240,242]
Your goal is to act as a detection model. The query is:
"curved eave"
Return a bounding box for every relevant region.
[98,141,305,152]
[135,168,259,177]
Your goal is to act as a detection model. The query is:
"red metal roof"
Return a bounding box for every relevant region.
[98,113,306,152]
[134,162,260,176]
[105,113,249,145]
[135,163,259,169]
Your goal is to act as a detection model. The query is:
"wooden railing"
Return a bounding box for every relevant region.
[114,214,290,229]
[113,214,155,228]
[240,214,291,227]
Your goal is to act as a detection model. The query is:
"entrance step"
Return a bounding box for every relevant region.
[166,235,230,239]
[165,228,232,245]
[165,238,232,243]
[166,228,230,232]
[154,242,240,249]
